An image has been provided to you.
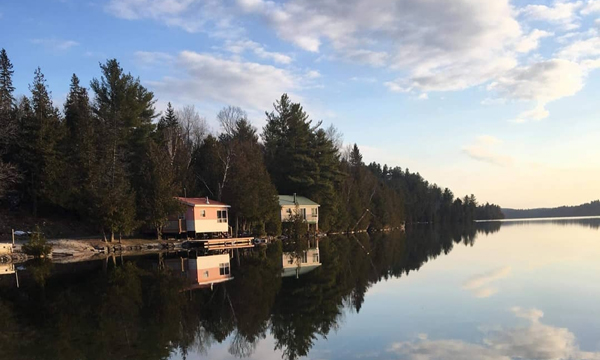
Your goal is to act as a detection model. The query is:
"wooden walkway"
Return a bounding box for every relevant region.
[184,237,254,250]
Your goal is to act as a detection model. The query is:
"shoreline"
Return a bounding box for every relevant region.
[1,226,406,265]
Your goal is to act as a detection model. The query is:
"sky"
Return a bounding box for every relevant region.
[1,0,600,209]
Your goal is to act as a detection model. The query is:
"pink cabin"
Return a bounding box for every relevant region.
[163,197,230,238]
[165,254,233,290]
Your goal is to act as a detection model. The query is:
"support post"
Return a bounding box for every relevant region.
[12,229,15,247]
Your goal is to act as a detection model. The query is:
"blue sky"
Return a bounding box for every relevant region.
[1,0,600,208]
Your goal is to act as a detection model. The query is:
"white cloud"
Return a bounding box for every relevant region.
[305,70,321,79]
[105,0,600,122]
[31,38,79,51]
[417,93,429,100]
[556,35,600,61]
[105,0,236,35]
[224,40,293,64]
[388,307,600,360]
[134,51,174,66]
[520,1,584,30]
[462,266,511,298]
[462,136,513,166]
[581,0,600,15]
[146,51,300,112]
[237,0,524,92]
[488,59,584,122]
[514,29,553,53]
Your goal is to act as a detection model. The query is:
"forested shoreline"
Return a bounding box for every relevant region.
[502,200,600,219]
[0,49,503,240]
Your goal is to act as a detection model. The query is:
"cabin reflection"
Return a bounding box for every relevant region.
[0,263,15,275]
[282,247,321,278]
[165,253,233,290]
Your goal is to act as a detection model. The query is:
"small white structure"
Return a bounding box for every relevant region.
[164,197,231,237]
[165,253,233,289]
[0,243,13,255]
[279,194,320,231]
[282,247,321,278]
[0,263,15,275]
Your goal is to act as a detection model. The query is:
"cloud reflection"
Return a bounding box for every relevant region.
[462,266,511,298]
[389,307,600,360]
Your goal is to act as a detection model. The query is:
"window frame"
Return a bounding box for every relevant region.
[219,263,230,275]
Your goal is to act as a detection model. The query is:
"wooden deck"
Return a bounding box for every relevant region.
[184,237,254,250]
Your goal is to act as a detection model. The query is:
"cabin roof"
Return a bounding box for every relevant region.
[278,195,320,207]
[175,197,230,207]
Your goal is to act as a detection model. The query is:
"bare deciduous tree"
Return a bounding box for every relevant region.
[177,105,208,147]
[217,105,247,140]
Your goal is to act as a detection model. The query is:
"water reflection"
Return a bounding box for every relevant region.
[281,247,321,278]
[0,218,598,360]
[165,253,234,290]
[389,307,600,360]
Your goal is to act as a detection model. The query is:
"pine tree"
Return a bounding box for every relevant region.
[221,118,280,236]
[18,67,65,215]
[262,94,318,196]
[90,59,156,240]
[0,49,19,198]
[63,73,99,217]
[138,139,182,240]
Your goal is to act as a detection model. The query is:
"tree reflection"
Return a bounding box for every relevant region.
[0,223,500,360]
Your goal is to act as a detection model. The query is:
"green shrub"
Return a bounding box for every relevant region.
[22,226,52,258]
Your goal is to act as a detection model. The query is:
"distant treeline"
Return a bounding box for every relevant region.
[0,49,503,240]
[502,200,600,219]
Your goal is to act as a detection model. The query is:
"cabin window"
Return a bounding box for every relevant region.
[201,210,206,217]
[219,263,230,275]
[178,214,185,220]
[203,271,209,278]
[313,252,319,263]
[217,210,228,223]
[300,208,307,220]
[301,251,308,264]
[311,208,318,217]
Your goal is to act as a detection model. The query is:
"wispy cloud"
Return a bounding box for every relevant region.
[146,51,302,112]
[223,40,293,64]
[462,136,513,167]
[462,266,511,298]
[31,38,79,51]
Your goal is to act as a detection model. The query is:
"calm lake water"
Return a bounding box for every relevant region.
[1,217,599,360]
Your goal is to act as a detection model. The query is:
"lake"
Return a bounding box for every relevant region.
[1,217,599,360]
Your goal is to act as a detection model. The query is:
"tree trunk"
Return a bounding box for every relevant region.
[156,226,161,241]
[110,231,115,242]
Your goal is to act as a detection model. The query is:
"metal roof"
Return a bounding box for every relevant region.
[175,197,231,207]
[278,195,320,207]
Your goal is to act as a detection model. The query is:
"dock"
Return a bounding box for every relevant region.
[183,237,254,250]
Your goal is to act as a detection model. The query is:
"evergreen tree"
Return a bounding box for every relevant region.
[191,135,223,200]
[262,94,318,195]
[0,49,19,198]
[221,118,280,236]
[90,59,156,240]
[18,67,65,215]
[63,74,99,216]
[138,139,182,239]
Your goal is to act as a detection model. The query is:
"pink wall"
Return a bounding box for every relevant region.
[191,206,228,220]
[192,267,230,282]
